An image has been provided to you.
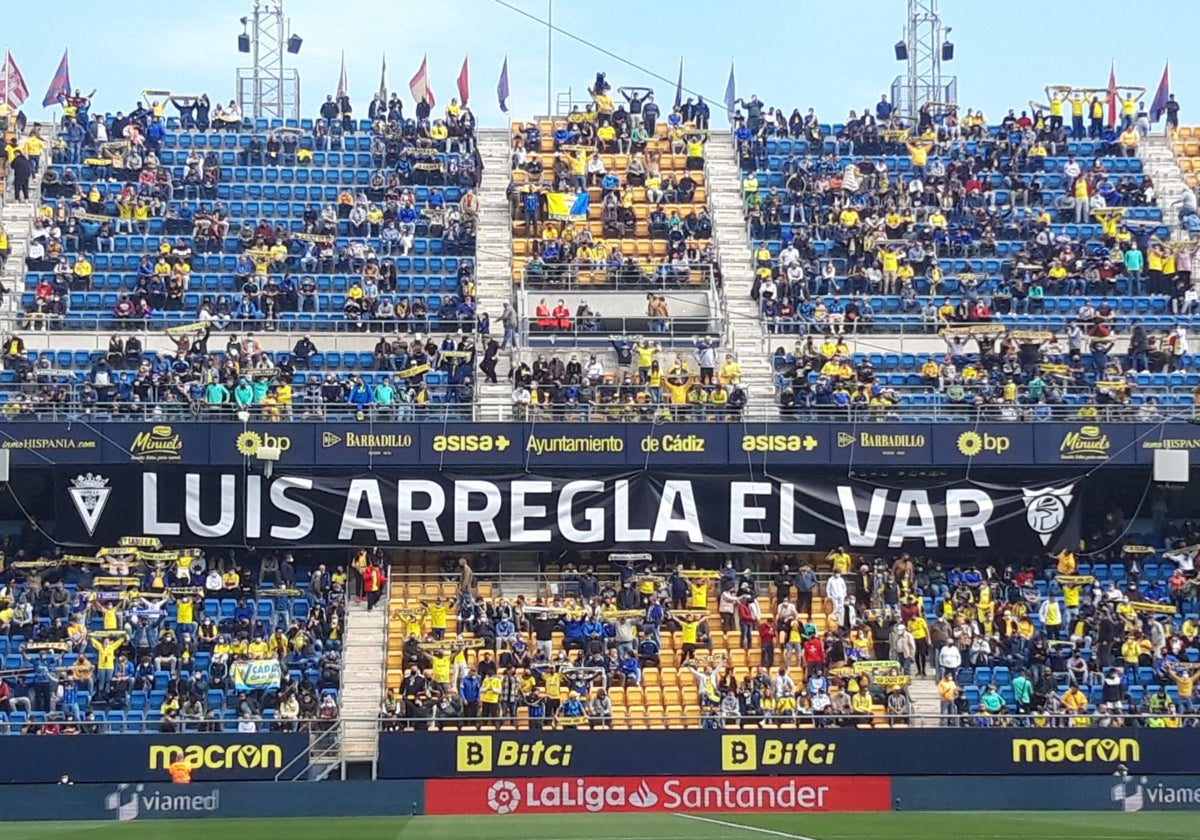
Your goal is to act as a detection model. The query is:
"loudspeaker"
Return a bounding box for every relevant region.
[287,34,303,54]
[894,41,908,61]
[238,33,251,53]
[1154,449,1189,483]
[941,41,955,61]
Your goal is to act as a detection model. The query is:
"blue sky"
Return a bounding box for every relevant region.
[1,0,1191,126]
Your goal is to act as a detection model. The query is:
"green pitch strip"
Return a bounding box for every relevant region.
[0,812,1196,840]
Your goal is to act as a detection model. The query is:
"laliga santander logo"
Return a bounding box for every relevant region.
[486,779,659,814]
[487,780,521,815]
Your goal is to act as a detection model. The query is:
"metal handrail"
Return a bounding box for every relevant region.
[0,397,1191,424]
[519,263,718,292]
[0,715,338,735]
[3,313,485,337]
[521,315,722,344]
[375,710,1200,730]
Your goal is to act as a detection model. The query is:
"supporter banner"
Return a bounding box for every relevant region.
[545,191,589,222]
[378,729,1200,779]
[425,775,889,816]
[52,468,1082,554]
[0,781,425,820]
[5,421,1197,468]
[892,774,1200,812]
[0,734,308,784]
[231,659,282,691]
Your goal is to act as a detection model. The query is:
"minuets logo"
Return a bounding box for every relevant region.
[129,425,184,461]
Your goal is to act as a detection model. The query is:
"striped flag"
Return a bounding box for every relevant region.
[336,51,348,102]
[41,49,70,107]
[1150,61,1170,123]
[410,54,435,106]
[497,55,510,113]
[457,55,470,106]
[0,50,29,109]
[673,57,683,111]
[1106,61,1118,128]
[723,60,736,124]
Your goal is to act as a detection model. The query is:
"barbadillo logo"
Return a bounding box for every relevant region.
[68,473,111,537]
[1021,484,1075,545]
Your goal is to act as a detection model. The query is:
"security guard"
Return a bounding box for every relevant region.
[168,752,193,784]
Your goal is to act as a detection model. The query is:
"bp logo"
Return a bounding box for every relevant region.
[957,431,983,456]
[235,431,291,457]
[1022,484,1075,545]
[235,431,263,456]
[487,779,521,815]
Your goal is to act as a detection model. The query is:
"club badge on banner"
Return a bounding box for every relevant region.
[232,660,281,691]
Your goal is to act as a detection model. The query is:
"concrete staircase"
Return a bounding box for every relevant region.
[705,132,776,415]
[1,122,55,317]
[1140,134,1193,240]
[474,127,518,419]
[339,597,388,767]
[905,674,943,726]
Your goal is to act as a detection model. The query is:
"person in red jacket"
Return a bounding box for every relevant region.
[802,636,825,678]
[362,563,387,611]
[535,298,552,330]
[552,298,571,331]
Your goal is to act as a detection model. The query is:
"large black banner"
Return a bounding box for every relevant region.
[53,467,1082,554]
[379,729,1200,779]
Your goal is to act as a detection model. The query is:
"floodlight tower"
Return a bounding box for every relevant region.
[235,0,302,122]
[890,0,957,121]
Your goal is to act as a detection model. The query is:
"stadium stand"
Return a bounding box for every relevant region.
[0,547,345,735]
[0,90,483,418]
[498,75,747,419]
[1167,124,1200,230]
[729,98,1200,418]
[381,523,1200,730]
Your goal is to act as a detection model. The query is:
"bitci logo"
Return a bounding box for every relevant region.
[487,780,521,815]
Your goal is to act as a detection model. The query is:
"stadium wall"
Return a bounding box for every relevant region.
[0,780,424,821]
[378,729,1200,778]
[7,420,1195,468]
[0,733,309,783]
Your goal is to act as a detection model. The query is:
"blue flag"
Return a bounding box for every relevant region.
[674,57,683,111]
[723,60,736,124]
[1150,61,1170,123]
[42,49,70,108]
[497,55,510,114]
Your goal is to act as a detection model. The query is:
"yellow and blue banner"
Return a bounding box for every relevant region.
[545,191,589,222]
[232,660,282,691]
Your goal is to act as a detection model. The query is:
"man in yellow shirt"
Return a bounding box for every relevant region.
[423,599,451,641]
[827,547,852,575]
[91,634,125,696]
[678,617,701,663]
[480,672,502,722]
[688,578,708,610]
